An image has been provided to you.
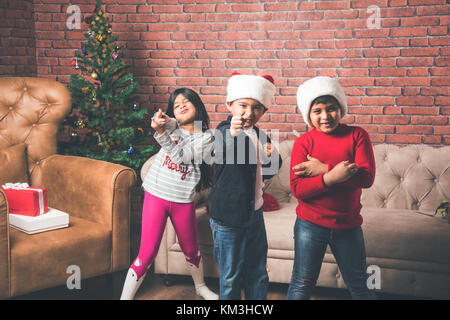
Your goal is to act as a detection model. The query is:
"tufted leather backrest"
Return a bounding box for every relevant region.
[0,77,71,183]
[361,144,450,212]
[264,140,450,213]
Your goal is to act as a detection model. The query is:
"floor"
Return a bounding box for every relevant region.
[11,270,422,300]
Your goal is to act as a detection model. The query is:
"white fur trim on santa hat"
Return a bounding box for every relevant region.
[296,76,347,126]
[226,74,276,109]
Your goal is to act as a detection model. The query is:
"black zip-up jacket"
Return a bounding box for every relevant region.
[208,116,282,227]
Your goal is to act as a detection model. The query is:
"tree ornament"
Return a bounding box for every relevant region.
[91,72,98,79]
[71,58,79,69]
[82,48,88,56]
[76,119,86,128]
[133,103,138,111]
[126,146,135,154]
[112,52,118,59]
[81,86,90,94]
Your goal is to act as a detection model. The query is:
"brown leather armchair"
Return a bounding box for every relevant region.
[0,77,137,298]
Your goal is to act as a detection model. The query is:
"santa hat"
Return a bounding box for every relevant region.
[226,72,276,109]
[296,76,347,126]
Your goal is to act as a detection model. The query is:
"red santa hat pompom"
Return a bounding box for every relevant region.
[226,72,276,110]
[296,76,348,126]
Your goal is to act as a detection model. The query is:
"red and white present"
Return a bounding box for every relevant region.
[1,183,48,217]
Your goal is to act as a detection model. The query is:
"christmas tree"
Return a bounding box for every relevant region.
[59,0,155,174]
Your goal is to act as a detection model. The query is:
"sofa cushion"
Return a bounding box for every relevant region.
[264,201,297,251]
[9,215,111,297]
[0,143,28,186]
[361,144,450,213]
[361,207,450,266]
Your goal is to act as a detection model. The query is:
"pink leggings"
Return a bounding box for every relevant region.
[130,191,201,280]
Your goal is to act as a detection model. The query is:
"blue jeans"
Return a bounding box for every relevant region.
[210,208,268,300]
[287,218,376,300]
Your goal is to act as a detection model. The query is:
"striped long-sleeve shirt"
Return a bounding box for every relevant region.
[142,119,214,203]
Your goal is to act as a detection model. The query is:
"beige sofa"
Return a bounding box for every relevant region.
[141,140,450,299]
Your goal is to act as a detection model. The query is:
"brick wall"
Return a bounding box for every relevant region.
[7,0,450,145]
[0,0,36,76]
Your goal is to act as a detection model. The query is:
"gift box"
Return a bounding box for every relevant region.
[1,183,48,216]
[9,207,69,234]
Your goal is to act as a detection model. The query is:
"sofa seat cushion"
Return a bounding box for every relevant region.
[264,201,297,252]
[9,215,111,297]
[361,207,450,266]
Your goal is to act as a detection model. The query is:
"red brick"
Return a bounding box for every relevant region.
[401,16,439,26]
[373,115,410,124]
[397,125,433,134]
[408,0,446,5]
[366,87,402,96]
[402,107,440,115]
[397,96,434,106]
[316,1,350,10]
[400,48,439,56]
[335,39,372,48]
[434,126,450,135]
[431,77,450,86]
[436,97,450,105]
[393,77,431,86]
[370,68,406,77]
[386,135,422,144]
[378,126,395,133]
[364,48,401,57]
[398,57,434,67]
[301,30,334,40]
[390,27,427,37]
[423,136,442,144]
[311,50,346,58]
[407,67,429,76]
[411,116,448,125]
[307,59,341,68]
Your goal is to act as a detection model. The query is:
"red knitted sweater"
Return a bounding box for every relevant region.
[290,124,376,229]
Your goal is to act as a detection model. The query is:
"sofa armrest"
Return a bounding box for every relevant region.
[0,190,10,298]
[33,154,137,271]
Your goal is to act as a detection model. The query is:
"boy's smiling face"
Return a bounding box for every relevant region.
[309,101,342,133]
[227,98,267,128]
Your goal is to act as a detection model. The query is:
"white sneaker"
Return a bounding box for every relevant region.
[120,268,147,300]
[195,283,219,300]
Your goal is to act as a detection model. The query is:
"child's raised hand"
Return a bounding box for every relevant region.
[230,112,245,136]
[323,160,358,186]
[292,155,328,177]
[263,142,272,157]
[151,109,169,134]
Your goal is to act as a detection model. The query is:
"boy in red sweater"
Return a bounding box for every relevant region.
[287,76,377,300]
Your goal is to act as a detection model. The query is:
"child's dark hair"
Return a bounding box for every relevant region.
[310,95,340,109]
[166,88,212,192]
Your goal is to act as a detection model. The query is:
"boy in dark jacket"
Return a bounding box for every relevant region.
[208,72,282,300]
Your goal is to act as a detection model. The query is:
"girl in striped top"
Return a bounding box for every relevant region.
[120,88,218,300]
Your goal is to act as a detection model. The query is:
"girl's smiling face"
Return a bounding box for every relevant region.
[173,94,196,125]
[309,101,342,133]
